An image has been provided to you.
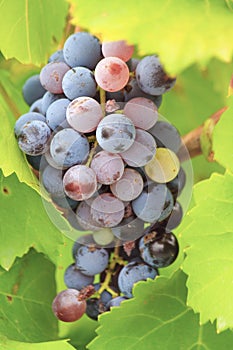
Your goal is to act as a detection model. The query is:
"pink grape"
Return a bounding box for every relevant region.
[63,165,97,201]
[123,97,158,130]
[52,289,86,322]
[120,128,157,167]
[110,168,143,201]
[66,97,103,133]
[95,57,129,92]
[40,62,70,94]
[90,151,124,185]
[102,40,134,62]
[91,193,124,227]
[76,200,101,231]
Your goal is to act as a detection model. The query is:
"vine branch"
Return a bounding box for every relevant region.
[179,106,228,162]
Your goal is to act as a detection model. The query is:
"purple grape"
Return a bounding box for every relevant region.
[64,264,94,290]
[14,112,46,137]
[17,120,51,155]
[22,74,46,106]
[46,98,70,130]
[63,32,102,69]
[96,114,136,153]
[75,245,109,276]
[136,55,176,95]
[50,128,89,168]
[62,67,97,100]
[118,261,158,298]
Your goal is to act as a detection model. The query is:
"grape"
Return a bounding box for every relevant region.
[124,78,163,107]
[93,284,113,304]
[48,49,65,63]
[95,57,129,92]
[52,289,86,322]
[76,200,101,231]
[127,58,140,72]
[86,298,106,320]
[40,62,70,94]
[111,215,145,241]
[22,74,46,106]
[149,121,181,153]
[26,154,48,171]
[75,245,109,276]
[62,66,97,100]
[158,188,174,222]
[120,128,156,167]
[160,201,183,230]
[29,98,43,114]
[50,128,89,168]
[66,97,103,133]
[51,194,79,210]
[136,55,176,95]
[132,183,167,223]
[107,296,127,309]
[92,228,115,246]
[139,228,179,268]
[44,148,64,170]
[102,40,134,62]
[18,120,51,155]
[91,193,125,228]
[96,114,135,153]
[145,147,180,183]
[110,168,143,201]
[46,98,70,130]
[167,167,186,199]
[63,165,97,201]
[41,165,64,197]
[123,97,158,130]
[118,261,158,298]
[90,151,124,185]
[63,32,102,69]
[14,112,46,137]
[64,264,94,290]
[72,234,96,259]
[41,91,65,115]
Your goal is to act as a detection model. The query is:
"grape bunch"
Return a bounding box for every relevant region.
[14,31,189,322]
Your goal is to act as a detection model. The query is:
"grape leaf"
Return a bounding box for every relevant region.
[88,270,233,350]
[0,170,70,270]
[213,97,233,172]
[180,171,233,332]
[69,0,233,74]
[0,0,69,65]
[0,249,57,342]
[0,337,75,350]
[0,68,40,193]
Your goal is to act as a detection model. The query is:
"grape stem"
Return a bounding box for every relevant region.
[97,245,126,298]
[179,106,228,162]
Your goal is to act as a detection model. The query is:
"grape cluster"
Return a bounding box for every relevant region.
[14,31,187,322]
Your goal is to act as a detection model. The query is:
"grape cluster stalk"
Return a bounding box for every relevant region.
[14,31,188,322]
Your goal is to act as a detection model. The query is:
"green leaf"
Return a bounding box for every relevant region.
[181,171,233,332]
[160,59,230,182]
[69,0,233,74]
[0,0,69,65]
[0,67,40,193]
[0,249,57,342]
[213,97,233,172]
[88,270,233,350]
[0,337,75,350]
[0,171,68,270]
